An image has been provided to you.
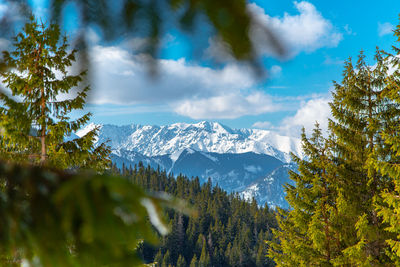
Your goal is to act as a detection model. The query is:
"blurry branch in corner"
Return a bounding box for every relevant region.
[0,0,286,78]
[0,159,194,265]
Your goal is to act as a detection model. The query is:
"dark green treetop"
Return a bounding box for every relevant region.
[0,16,110,171]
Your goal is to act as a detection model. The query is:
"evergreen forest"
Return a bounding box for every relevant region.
[115,163,277,267]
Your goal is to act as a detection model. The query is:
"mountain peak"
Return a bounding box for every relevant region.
[90,121,302,163]
[194,120,212,129]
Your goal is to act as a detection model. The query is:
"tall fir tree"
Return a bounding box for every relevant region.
[190,255,199,267]
[162,250,171,267]
[268,125,339,266]
[0,16,110,170]
[328,51,395,266]
[199,237,210,267]
[268,48,400,266]
[154,249,163,267]
[374,21,400,265]
[176,254,186,267]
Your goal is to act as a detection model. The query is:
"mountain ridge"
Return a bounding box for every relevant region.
[77,121,302,163]
[77,121,300,207]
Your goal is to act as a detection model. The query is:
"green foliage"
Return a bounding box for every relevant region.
[0,13,183,267]
[0,160,179,266]
[328,50,398,266]
[199,238,210,267]
[189,255,198,267]
[119,164,276,267]
[176,254,186,267]
[162,250,171,267]
[0,3,286,267]
[374,22,400,266]
[268,25,400,266]
[0,17,110,171]
[268,125,340,266]
[154,249,163,266]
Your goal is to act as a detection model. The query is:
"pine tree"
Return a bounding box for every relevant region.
[162,250,171,267]
[195,234,205,258]
[268,125,339,266]
[0,16,110,170]
[199,238,210,267]
[255,242,265,267]
[328,51,394,265]
[374,22,400,265]
[154,249,163,267]
[269,50,399,266]
[177,254,187,267]
[190,255,199,267]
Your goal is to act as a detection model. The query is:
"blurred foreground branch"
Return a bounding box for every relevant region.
[0,160,189,266]
[0,0,286,76]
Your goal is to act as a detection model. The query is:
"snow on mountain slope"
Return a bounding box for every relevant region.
[111,148,285,200]
[241,163,297,209]
[76,121,302,207]
[172,149,283,191]
[79,121,302,163]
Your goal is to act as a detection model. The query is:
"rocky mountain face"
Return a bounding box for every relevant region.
[77,121,301,207]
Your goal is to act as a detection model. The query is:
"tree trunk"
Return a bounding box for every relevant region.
[40,88,46,163]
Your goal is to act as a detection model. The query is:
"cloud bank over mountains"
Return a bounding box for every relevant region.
[66,1,342,134]
[88,45,279,119]
[253,96,332,137]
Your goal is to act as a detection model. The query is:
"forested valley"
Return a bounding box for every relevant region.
[114,163,276,267]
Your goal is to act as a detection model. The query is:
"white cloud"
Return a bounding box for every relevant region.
[250,1,342,56]
[0,38,10,51]
[208,1,342,60]
[280,97,331,136]
[86,28,101,44]
[252,121,273,129]
[83,44,282,119]
[88,45,257,105]
[121,34,177,52]
[378,22,394,37]
[253,96,332,137]
[0,2,25,22]
[174,92,280,119]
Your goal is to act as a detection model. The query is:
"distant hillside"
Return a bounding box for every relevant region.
[120,163,277,267]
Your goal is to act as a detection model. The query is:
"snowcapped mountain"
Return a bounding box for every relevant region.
[77,121,301,207]
[77,121,302,163]
[241,163,297,209]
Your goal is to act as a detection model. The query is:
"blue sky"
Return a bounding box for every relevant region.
[16,1,400,136]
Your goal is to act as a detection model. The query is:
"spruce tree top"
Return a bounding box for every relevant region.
[0,16,110,170]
